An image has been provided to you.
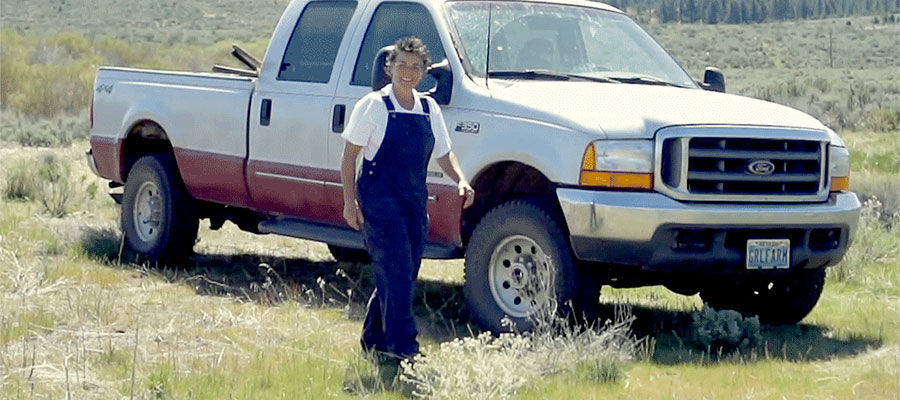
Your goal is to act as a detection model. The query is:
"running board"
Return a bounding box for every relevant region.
[257,217,461,259]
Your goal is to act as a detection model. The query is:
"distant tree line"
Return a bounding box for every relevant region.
[601,0,900,23]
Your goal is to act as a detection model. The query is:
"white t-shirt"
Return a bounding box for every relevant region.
[341,84,452,161]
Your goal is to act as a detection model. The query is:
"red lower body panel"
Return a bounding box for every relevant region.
[174,148,253,209]
[90,136,124,182]
[93,141,462,247]
[247,160,340,224]
[247,160,462,247]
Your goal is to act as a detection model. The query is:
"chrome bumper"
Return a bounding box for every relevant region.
[557,188,861,269]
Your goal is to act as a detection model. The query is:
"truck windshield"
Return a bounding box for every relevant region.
[446,1,696,88]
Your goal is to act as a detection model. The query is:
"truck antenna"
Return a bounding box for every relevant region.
[484,3,492,92]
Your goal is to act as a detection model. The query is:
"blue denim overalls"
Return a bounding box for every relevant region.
[357,94,435,358]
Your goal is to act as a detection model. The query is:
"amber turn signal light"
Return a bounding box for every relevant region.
[830,176,850,192]
[580,171,653,190]
[579,144,653,190]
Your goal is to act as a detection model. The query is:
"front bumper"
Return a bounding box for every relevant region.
[557,188,861,272]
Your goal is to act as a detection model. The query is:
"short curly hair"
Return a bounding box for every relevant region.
[386,36,430,71]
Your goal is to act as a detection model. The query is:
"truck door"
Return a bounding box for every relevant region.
[328,1,464,247]
[247,0,359,221]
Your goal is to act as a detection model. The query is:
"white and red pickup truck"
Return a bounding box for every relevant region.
[88,0,861,332]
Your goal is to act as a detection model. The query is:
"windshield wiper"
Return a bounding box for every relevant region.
[607,75,685,88]
[488,70,572,80]
[488,70,616,83]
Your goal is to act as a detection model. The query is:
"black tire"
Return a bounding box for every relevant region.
[327,244,370,263]
[700,268,827,324]
[121,154,199,264]
[464,199,575,333]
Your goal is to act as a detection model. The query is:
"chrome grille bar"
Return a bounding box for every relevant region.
[654,126,831,202]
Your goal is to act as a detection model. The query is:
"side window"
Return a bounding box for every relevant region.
[278,1,357,83]
[351,2,447,90]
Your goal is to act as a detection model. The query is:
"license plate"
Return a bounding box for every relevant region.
[746,239,790,270]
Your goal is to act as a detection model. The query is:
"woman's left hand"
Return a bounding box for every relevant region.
[458,181,475,209]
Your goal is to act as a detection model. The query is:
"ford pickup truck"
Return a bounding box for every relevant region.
[87,0,861,332]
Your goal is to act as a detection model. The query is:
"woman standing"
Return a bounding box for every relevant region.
[340,37,474,375]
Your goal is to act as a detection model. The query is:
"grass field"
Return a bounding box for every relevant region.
[2,1,900,398]
[0,136,897,398]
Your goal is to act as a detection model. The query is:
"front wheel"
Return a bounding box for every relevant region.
[464,199,575,333]
[700,268,827,324]
[121,154,198,264]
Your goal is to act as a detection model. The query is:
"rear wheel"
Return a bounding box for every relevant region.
[464,199,575,333]
[121,154,198,264]
[700,268,826,324]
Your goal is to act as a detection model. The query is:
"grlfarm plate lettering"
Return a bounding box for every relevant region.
[746,239,790,269]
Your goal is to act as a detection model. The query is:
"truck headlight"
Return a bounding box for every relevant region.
[829,145,850,192]
[580,140,653,190]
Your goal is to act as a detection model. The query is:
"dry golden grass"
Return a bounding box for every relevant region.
[1,139,898,399]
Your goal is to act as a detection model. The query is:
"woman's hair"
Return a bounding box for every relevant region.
[386,36,430,70]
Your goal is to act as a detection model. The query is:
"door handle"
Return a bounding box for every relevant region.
[260,98,272,126]
[332,104,346,133]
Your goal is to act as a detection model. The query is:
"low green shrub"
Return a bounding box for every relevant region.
[3,155,82,217]
[38,155,79,217]
[852,174,900,221]
[3,163,41,201]
[0,112,89,147]
[687,306,762,355]
[868,108,900,132]
[830,197,900,283]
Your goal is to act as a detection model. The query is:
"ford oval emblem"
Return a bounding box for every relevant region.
[747,160,776,175]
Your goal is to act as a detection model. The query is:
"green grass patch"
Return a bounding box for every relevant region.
[136,348,373,400]
[845,131,900,175]
[0,309,56,345]
[95,346,133,381]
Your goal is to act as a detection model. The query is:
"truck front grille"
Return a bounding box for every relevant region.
[657,128,830,202]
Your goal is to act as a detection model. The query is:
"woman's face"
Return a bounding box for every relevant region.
[389,51,426,93]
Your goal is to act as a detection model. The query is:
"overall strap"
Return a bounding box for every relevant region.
[420,97,430,114]
[382,95,395,112]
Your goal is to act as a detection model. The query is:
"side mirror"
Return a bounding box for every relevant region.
[371,45,394,92]
[427,59,453,105]
[701,67,725,93]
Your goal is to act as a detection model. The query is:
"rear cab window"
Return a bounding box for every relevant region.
[279,1,358,83]
[350,2,447,91]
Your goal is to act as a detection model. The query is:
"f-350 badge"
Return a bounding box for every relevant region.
[455,121,480,134]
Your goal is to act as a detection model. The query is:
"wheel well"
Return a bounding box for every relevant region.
[122,120,173,181]
[461,162,557,245]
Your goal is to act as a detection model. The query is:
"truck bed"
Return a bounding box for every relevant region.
[91,67,256,206]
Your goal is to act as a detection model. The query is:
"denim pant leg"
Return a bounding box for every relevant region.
[360,199,419,357]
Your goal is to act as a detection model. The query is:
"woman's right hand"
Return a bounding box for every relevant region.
[343,199,364,230]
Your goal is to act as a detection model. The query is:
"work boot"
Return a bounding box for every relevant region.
[373,351,401,389]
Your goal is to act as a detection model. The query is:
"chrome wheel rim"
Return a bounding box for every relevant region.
[133,181,163,242]
[487,235,554,318]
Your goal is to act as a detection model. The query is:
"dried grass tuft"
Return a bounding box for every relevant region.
[400,261,640,400]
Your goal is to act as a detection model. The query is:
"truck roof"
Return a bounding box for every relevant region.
[334,0,625,13]
[436,0,622,13]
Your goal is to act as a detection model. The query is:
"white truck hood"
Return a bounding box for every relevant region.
[488,81,829,139]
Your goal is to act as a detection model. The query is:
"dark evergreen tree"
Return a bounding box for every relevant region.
[660,0,678,22]
[798,0,811,18]
[705,0,721,22]
[726,0,744,22]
